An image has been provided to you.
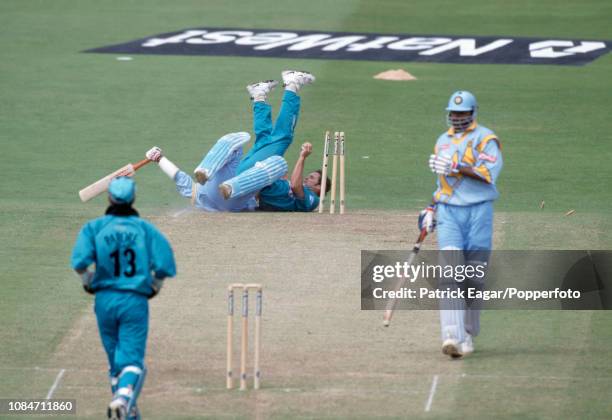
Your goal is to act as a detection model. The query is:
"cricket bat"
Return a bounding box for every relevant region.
[383,229,428,327]
[78,158,151,202]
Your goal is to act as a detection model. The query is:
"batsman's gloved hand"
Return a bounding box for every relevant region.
[83,284,95,295]
[429,154,459,176]
[418,205,437,233]
[146,146,163,163]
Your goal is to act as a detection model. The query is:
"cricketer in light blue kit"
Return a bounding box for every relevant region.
[145,70,329,212]
[71,177,176,419]
[419,90,503,359]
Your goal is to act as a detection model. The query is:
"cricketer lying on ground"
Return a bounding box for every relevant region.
[146,71,321,212]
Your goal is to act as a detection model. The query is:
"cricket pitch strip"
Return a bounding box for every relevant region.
[49,210,505,418]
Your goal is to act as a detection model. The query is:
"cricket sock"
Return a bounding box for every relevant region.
[115,366,143,407]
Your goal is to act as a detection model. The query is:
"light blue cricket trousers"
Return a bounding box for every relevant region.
[436,201,494,341]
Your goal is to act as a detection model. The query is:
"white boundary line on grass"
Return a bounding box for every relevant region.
[45,368,66,399]
[424,374,439,412]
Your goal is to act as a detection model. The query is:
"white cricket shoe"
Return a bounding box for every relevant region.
[461,334,474,356]
[282,70,315,90]
[442,338,462,359]
[107,398,127,420]
[247,80,279,101]
[219,183,232,200]
[194,168,210,185]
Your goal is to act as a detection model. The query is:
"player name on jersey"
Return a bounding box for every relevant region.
[86,27,610,66]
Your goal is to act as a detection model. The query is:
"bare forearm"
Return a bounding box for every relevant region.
[458,166,489,183]
[291,156,306,197]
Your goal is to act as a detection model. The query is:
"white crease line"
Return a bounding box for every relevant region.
[46,369,66,399]
[57,382,423,395]
[0,366,97,372]
[172,208,191,218]
[424,374,439,412]
[3,367,612,381]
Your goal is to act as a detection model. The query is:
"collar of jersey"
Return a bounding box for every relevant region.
[447,121,478,144]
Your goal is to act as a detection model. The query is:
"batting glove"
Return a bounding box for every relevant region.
[429,154,459,176]
[146,146,163,163]
[418,205,437,233]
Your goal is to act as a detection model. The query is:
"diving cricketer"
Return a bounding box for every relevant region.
[145,70,330,212]
[419,90,503,359]
[70,177,176,419]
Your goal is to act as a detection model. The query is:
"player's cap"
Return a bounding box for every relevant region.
[109,176,136,204]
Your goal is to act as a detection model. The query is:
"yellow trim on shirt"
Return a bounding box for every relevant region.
[477,135,500,152]
[473,165,492,183]
[462,140,475,165]
[438,172,455,198]
[435,153,462,201]
[450,123,478,145]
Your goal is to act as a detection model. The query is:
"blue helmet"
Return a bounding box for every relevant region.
[446,91,478,131]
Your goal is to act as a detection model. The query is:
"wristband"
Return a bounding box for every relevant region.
[159,157,180,180]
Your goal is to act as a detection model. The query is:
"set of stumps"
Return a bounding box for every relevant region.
[319,131,346,214]
[226,132,347,392]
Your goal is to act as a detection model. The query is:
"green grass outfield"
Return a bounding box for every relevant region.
[1,0,611,418]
